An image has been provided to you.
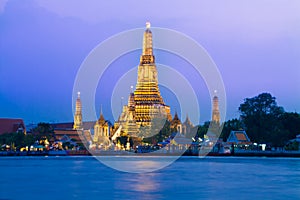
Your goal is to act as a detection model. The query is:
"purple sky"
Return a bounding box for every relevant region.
[0,0,300,125]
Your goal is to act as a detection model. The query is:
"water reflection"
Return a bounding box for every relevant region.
[131,173,160,192]
[97,156,178,173]
[114,171,162,200]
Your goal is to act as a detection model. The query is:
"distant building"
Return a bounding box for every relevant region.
[54,129,80,142]
[93,110,111,147]
[182,115,194,135]
[51,92,112,149]
[52,121,94,143]
[51,122,95,131]
[51,93,111,148]
[171,112,182,133]
[170,113,194,135]
[227,130,252,146]
[211,93,220,124]
[73,92,83,130]
[0,118,26,135]
[204,93,221,142]
[51,92,95,145]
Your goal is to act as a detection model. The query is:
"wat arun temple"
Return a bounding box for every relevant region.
[70,22,220,150]
[113,22,173,141]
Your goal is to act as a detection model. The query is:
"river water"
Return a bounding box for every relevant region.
[0,156,299,200]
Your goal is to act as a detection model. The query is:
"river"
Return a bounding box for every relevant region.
[0,156,299,200]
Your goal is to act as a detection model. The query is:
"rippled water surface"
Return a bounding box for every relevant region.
[1,156,299,200]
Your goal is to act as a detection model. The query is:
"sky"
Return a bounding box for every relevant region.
[0,0,300,125]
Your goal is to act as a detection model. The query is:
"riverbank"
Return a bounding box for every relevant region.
[1,150,300,157]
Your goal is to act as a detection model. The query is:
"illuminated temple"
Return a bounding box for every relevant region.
[113,22,172,140]
[66,22,195,149]
[134,22,172,126]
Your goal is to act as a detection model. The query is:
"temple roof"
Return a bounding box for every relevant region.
[98,113,105,123]
[171,112,181,125]
[227,130,252,144]
[0,118,26,135]
[51,121,95,130]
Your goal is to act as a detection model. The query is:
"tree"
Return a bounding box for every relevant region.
[116,135,133,148]
[33,123,55,141]
[193,121,209,139]
[280,112,300,139]
[23,134,35,147]
[0,132,30,150]
[238,93,285,146]
[142,120,172,144]
[239,93,284,117]
[275,112,300,146]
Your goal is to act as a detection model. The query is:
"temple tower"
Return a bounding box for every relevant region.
[212,92,220,124]
[73,92,83,130]
[134,22,172,126]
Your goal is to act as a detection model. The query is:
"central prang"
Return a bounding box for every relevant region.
[112,22,172,145]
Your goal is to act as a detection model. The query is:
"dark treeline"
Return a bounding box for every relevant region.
[196,93,300,147]
[0,123,55,150]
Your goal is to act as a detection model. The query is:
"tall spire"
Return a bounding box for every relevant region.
[128,88,135,111]
[173,111,179,121]
[184,114,191,125]
[97,104,105,123]
[136,22,161,98]
[140,22,155,64]
[130,85,134,93]
[73,91,83,130]
[212,91,220,124]
[146,21,151,29]
[133,22,171,126]
[112,22,172,142]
